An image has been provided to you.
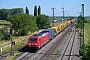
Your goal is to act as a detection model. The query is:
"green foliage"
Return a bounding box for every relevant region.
[7,14,37,36]
[37,14,50,29]
[0,29,2,40]
[25,7,29,14]
[75,23,80,28]
[0,9,9,20]
[79,48,84,56]
[8,8,24,16]
[34,5,37,17]
[77,15,82,24]
[0,8,24,20]
[84,17,87,23]
[38,6,41,16]
[83,41,90,60]
[77,15,87,29]
[0,28,10,40]
[78,15,87,24]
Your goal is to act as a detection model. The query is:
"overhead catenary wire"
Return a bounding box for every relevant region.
[55,12,62,15]
[66,5,81,12]
[86,10,90,11]
[54,5,81,15]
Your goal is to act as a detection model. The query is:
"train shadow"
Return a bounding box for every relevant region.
[18,45,37,53]
[18,33,59,53]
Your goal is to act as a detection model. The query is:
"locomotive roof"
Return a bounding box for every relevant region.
[43,28,55,32]
[33,33,42,36]
[33,32,48,37]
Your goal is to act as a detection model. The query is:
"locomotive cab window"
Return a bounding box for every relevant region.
[30,38,37,42]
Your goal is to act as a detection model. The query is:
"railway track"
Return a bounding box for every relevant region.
[17,52,35,60]
[40,26,72,60]
[15,23,74,60]
[56,26,77,60]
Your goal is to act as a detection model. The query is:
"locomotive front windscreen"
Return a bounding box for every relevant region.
[30,38,37,42]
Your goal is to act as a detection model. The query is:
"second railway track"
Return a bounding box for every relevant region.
[57,26,77,60]
[60,27,76,60]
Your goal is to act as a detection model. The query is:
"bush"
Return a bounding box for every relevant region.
[19,28,28,36]
[7,14,38,36]
[0,28,10,40]
[75,23,80,28]
[1,34,10,40]
[83,40,90,60]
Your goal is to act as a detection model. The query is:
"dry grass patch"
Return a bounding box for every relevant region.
[84,22,90,43]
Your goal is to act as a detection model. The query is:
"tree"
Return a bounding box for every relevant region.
[8,8,24,16]
[25,7,29,14]
[37,14,50,29]
[34,5,37,17]
[0,9,8,20]
[38,6,41,16]
[0,8,24,20]
[7,14,37,35]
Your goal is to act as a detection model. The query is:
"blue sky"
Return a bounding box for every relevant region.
[0,0,90,16]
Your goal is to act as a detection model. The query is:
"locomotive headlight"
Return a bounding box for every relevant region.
[29,43,31,45]
[35,43,37,45]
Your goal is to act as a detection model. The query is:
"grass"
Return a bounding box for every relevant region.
[0,36,28,60]
[84,19,90,43]
[0,40,11,47]
[0,20,7,22]
[1,39,28,53]
[0,20,11,26]
[0,35,29,60]
[0,35,28,47]
[6,52,23,60]
[2,40,27,59]
[0,22,11,26]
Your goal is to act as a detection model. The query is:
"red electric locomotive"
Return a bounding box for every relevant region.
[28,32,49,49]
